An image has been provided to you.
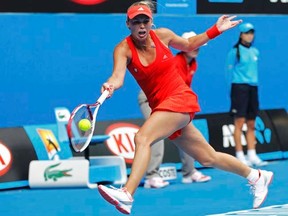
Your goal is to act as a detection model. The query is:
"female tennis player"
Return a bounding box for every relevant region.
[97,1,274,214]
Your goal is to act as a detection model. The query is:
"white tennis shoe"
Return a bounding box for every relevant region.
[249,170,274,209]
[98,185,133,215]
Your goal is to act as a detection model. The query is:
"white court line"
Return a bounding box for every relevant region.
[207,204,288,216]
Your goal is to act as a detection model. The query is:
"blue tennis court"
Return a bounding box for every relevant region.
[1,159,287,216]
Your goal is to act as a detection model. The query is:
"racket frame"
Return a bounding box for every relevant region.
[67,90,109,152]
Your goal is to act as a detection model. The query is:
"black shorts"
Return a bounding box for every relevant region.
[230,84,259,119]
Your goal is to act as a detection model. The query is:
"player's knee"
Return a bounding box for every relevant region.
[134,132,151,148]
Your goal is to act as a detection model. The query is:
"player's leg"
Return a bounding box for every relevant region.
[173,122,251,177]
[125,111,190,194]
[173,123,273,208]
[98,111,191,214]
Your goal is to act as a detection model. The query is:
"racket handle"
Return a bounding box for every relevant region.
[97,90,110,104]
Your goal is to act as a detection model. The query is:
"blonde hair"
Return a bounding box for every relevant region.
[129,1,155,13]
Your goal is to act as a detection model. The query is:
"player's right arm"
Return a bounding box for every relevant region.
[102,40,129,96]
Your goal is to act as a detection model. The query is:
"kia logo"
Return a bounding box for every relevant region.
[105,123,140,164]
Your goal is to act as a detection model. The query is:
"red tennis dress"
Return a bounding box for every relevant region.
[126,30,200,139]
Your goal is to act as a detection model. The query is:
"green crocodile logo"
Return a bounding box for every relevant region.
[44,163,72,181]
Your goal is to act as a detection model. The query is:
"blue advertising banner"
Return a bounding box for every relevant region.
[201,110,283,161]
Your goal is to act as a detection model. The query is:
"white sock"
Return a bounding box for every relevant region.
[247,149,257,159]
[236,151,245,160]
[246,168,260,182]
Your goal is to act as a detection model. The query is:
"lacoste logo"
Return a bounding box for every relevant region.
[44,163,72,181]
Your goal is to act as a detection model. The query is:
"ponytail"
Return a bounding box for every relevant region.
[233,38,241,62]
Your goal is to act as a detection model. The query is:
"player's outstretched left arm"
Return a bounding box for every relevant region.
[101,41,128,98]
[168,15,242,52]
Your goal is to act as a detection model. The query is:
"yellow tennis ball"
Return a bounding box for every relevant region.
[78,119,91,131]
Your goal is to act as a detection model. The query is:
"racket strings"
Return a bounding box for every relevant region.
[69,106,95,152]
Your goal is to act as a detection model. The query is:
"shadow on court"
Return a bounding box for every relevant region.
[0,159,287,216]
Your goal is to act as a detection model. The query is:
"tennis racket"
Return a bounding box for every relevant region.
[67,90,109,152]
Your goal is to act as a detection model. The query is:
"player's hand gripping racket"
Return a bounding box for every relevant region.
[67,90,109,152]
